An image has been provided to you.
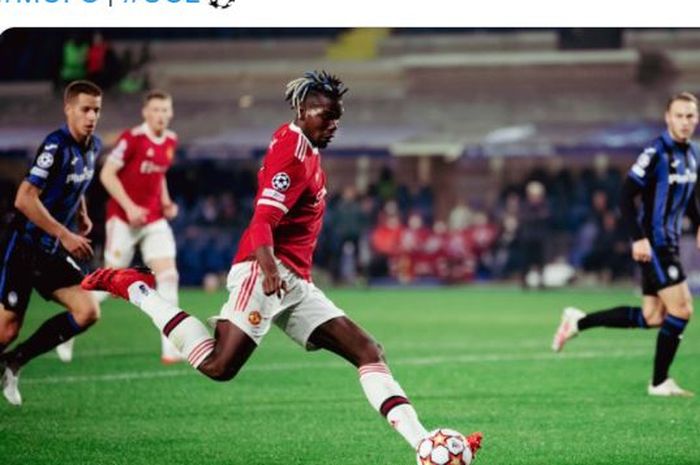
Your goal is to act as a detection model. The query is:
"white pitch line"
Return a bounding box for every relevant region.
[44,338,655,360]
[23,348,692,386]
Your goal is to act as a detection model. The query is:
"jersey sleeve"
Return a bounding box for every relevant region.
[106,131,134,169]
[627,146,659,187]
[246,137,310,250]
[619,176,645,240]
[256,146,309,215]
[26,136,64,190]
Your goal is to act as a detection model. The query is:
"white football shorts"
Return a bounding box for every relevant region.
[104,217,176,266]
[209,259,346,348]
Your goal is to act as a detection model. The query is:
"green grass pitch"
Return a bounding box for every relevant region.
[1,286,698,464]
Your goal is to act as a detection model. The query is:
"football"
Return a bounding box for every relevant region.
[208,0,234,8]
[416,429,476,465]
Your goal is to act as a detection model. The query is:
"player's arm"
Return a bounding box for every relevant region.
[76,195,93,236]
[250,155,308,297]
[100,158,147,227]
[14,181,93,260]
[689,171,700,249]
[160,178,178,220]
[620,148,656,262]
[250,208,287,297]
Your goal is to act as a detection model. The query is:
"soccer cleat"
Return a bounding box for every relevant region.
[648,378,694,397]
[551,307,586,352]
[55,338,74,363]
[81,267,156,300]
[465,432,483,457]
[1,363,22,406]
[161,355,184,365]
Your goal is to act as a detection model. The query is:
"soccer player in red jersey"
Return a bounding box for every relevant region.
[83,71,481,457]
[57,90,182,364]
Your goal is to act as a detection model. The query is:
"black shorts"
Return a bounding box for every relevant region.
[640,247,686,296]
[0,229,84,315]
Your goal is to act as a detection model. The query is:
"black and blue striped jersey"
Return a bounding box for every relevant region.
[10,125,101,255]
[621,130,699,248]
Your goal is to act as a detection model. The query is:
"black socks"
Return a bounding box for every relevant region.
[577,306,648,331]
[652,315,688,386]
[1,312,87,371]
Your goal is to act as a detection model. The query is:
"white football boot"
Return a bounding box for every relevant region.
[1,364,22,406]
[648,378,694,397]
[55,338,75,363]
[551,307,586,352]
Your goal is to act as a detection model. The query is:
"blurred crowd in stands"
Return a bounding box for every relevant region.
[113,157,637,288]
[0,30,150,94]
[0,152,666,288]
[4,28,686,287]
[323,158,634,288]
[57,32,151,94]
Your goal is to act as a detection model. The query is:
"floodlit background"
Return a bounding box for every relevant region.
[4,28,700,289]
[1,28,699,465]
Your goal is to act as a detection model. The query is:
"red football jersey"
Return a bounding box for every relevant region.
[105,123,177,224]
[234,123,327,280]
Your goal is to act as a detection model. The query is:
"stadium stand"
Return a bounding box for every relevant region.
[3,28,700,286]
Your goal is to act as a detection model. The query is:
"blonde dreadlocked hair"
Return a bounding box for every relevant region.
[285,70,348,111]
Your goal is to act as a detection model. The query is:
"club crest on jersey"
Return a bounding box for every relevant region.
[272,172,291,192]
[8,291,18,307]
[37,152,54,169]
[248,310,262,326]
[146,148,155,158]
[668,265,679,280]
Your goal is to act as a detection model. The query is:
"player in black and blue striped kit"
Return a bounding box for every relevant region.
[553,92,699,397]
[0,81,104,406]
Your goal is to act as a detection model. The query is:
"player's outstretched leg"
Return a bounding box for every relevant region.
[153,268,185,364]
[1,289,99,405]
[81,267,256,380]
[82,267,214,367]
[552,304,656,352]
[55,291,109,363]
[309,316,482,457]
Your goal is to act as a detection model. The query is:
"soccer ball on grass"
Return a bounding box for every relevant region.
[416,428,481,465]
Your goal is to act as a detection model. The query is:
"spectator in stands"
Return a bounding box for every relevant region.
[86,33,107,87]
[517,181,551,289]
[332,186,369,283]
[490,191,520,279]
[397,212,431,282]
[582,211,631,282]
[375,165,398,204]
[369,201,403,278]
[424,220,449,281]
[194,195,220,226]
[86,32,119,90]
[570,189,612,268]
[117,47,150,94]
[448,200,473,232]
[465,211,500,278]
[59,35,88,89]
